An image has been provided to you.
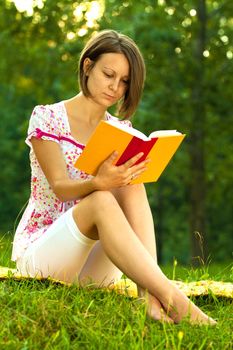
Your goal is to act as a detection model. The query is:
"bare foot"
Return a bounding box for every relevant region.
[182,303,217,325]
[162,285,217,325]
[144,294,174,323]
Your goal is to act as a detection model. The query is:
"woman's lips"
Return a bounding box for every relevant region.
[104,93,115,100]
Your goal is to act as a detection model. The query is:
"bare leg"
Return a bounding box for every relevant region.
[73,191,216,324]
[111,184,173,322]
[78,240,123,286]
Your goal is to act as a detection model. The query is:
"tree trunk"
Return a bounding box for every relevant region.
[189,0,208,265]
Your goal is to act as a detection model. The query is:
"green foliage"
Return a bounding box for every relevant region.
[0,0,92,233]
[100,0,233,263]
[0,0,232,263]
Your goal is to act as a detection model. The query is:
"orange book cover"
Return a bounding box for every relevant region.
[74,120,186,184]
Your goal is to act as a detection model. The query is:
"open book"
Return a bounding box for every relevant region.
[74,120,186,184]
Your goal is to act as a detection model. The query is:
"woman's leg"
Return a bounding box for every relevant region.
[79,185,153,289]
[80,184,172,322]
[78,241,123,287]
[110,184,171,322]
[111,184,157,261]
[73,190,216,324]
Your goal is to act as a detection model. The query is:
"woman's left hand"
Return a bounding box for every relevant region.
[93,151,150,190]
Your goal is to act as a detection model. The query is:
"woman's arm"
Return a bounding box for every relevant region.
[31,138,149,202]
[31,138,98,201]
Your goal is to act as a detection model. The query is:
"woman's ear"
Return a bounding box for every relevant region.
[83,58,93,76]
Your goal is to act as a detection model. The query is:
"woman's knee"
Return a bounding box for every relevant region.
[72,190,118,224]
[72,191,119,240]
[87,190,118,210]
[111,183,145,201]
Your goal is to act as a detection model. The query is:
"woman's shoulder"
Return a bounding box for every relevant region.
[32,101,64,116]
[30,101,67,128]
[27,101,67,140]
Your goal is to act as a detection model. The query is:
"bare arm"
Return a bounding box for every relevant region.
[31,138,99,201]
[31,138,149,202]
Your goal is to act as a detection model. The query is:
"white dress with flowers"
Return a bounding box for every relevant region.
[11,101,131,262]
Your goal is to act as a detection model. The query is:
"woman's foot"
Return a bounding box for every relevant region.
[162,284,217,325]
[176,302,217,325]
[143,294,174,323]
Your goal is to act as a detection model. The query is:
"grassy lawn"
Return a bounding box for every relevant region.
[0,234,232,349]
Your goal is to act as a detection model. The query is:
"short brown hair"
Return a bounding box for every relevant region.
[78,30,146,119]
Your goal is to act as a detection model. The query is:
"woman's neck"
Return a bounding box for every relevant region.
[65,93,107,126]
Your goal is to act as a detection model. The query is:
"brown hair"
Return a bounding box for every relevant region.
[78,30,146,119]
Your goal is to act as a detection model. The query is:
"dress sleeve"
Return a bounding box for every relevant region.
[121,119,132,128]
[107,113,133,128]
[26,105,60,147]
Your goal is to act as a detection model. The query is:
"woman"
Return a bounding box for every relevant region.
[12,30,216,324]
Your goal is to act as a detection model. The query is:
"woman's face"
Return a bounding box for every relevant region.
[84,52,130,109]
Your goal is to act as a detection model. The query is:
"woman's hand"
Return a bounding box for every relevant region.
[93,151,150,190]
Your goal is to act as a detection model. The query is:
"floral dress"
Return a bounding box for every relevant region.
[11,101,131,262]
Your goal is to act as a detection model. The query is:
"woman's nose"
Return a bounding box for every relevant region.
[110,79,119,91]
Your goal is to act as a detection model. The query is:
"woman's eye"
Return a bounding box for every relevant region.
[104,72,113,78]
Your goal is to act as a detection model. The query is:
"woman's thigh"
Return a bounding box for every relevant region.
[17,207,97,283]
[78,241,123,287]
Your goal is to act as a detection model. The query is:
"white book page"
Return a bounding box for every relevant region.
[106,120,149,140]
[106,121,182,140]
[150,130,181,137]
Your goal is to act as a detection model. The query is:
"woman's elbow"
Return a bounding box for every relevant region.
[52,188,67,202]
[52,180,81,202]
[52,181,69,202]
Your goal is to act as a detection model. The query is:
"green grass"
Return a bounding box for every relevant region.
[0,234,232,350]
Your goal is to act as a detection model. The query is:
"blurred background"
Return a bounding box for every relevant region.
[0,0,232,265]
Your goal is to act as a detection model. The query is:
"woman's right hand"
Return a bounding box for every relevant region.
[93,151,150,190]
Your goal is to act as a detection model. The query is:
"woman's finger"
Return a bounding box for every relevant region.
[104,151,119,165]
[129,167,147,181]
[130,158,150,172]
[122,152,144,169]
